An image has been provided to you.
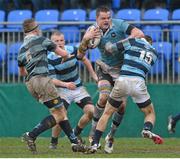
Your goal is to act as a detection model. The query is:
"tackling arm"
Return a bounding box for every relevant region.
[51,78,76,90]
[81,57,98,82]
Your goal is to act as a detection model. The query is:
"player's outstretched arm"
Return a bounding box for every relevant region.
[51,78,76,90]
[128,27,144,38]
[81,57,98,82]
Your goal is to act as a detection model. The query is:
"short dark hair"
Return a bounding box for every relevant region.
[144,35,152,45]
[96,6,111,17]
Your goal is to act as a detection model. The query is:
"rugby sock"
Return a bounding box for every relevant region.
[109,111,124,137]
[74,125,83,136]
[92,129,103,145]
[143,121,153,131]
[29,115,56,139]
[59,120,78,144]
[51,137,58,144]
[173,113,180,123]
[89,104,104,137]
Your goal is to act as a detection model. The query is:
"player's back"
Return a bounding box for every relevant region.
[18,35,54,81]
[120,38,158,80]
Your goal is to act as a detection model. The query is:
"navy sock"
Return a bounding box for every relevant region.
[92,129,103,145]
[29,115,56,139]
[59,120,78,144]
[74,125,83,136]
[51,137,58,144]
[173,113,180,123]
[143,121,153,131]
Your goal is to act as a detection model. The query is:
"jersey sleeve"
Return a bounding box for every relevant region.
[116,38,132,52]
[17,48,26,67]
[115,19,135,35]
[42,37,57,52]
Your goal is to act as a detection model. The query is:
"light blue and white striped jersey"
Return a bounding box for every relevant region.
[47,45,82,87]
[117,38,158,80]
[96,19,134,67]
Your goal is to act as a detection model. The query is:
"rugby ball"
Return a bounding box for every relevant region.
[87,25,103,49]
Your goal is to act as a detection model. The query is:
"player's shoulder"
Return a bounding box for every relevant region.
[65,45,77,55]
[47,51,58,60]
[112,18,125,25]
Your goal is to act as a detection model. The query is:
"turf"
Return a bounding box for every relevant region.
[0,137,180,158]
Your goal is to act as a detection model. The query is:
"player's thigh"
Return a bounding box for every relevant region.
[131,79,151,109]
[110,78,128,102]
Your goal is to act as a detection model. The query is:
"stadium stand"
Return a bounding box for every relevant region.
[0,42,6,62]
[7,42,22,75]
[153,42,172,62]
[0,10,5,29]
[6,10,32,31]
[115,9,141,21]
[61,9,86,21]
[142,8,169,41]
[174,43,180,74]
[171,9,180,42]
[35,9,59,30]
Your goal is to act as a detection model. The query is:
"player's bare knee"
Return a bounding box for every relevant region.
[98,94,109,106]
[83,104,94,119]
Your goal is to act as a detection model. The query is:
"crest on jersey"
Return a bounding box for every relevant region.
[53,99,59,104]
[111,32,116,37]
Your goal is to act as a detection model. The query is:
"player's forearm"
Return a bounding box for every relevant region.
[78,38,89,57]
[51,79,67,87]
[54,46,68,58]
[82,57,97,81]
[129,27,144,38]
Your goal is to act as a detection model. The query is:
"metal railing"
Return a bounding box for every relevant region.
[0,21,180,84]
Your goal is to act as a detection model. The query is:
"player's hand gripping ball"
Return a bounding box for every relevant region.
[87,25,103,49]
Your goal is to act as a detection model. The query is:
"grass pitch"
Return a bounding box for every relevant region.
[0,137,180,158]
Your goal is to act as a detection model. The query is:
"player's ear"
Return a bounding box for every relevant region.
[144,35,152,45]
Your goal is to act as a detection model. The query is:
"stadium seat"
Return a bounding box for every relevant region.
[6,10,32,31]
[171,9,180,42]
[143,9,169,41]
[172,9,180,20]
[8,42,22,75]
[143,26,162,41]
[151,53,165,75]
[60,26,80,43]
[143,9,169,21]
[112,0,121,10]
[89,10,96,21]
[7,58,18,75]
[61,9,86,21]
[0,10,5,29]
[8,42,22,58]
[0,43,6,62]
[116,9,141,21]
[35,9,59,30]
[171,26,180,42]
[174,43,180,74]
[153,42,172,61]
